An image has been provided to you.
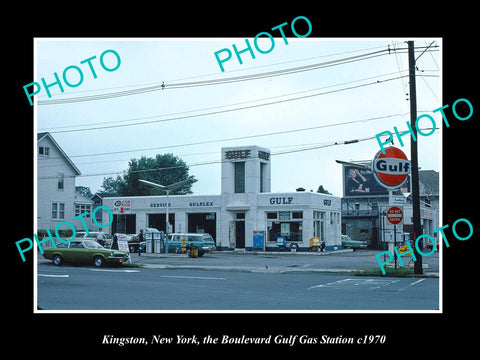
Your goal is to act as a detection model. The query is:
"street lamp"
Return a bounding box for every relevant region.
[139,178,198,253]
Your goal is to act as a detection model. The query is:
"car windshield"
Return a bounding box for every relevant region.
[84,240,103,249]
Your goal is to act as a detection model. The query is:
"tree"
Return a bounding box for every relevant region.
[75,186,93,198]
[106,154,195,196]
[99,176,121,196]
[317,185,331,195]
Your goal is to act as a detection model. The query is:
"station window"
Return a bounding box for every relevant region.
[236,212,245,220]
[267,221,303,242]
[234,162,245,193]
[260,162,267,192]
[292,212,303,219]
[267,212,277,220]
[266,211,303,242]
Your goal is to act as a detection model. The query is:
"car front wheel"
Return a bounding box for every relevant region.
[53,254,63,266]
[93,256,105,267]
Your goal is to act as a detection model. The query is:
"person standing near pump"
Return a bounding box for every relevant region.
[137,229,145,256]
[96,227,106,247]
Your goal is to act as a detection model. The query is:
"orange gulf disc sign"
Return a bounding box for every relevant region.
[371,147,411,190]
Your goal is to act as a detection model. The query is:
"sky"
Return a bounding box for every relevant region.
[35,37,441,197]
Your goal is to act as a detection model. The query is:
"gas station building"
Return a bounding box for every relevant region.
[101,145,342,251]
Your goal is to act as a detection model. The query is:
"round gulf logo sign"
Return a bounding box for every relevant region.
[371,147,410,189]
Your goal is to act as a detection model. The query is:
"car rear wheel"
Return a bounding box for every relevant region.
[93,256,104,267]
[53,254,63,266]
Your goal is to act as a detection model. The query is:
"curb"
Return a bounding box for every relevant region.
[140,263,355,274]
[139,248,354,259]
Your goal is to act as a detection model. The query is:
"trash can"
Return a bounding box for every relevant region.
[290,243,298,252]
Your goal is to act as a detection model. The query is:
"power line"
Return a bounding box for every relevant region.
[40,69,428,133]
[36,45,437,106]
[40,74,413,135]
[37,135,376,180]
[39,110,412,161]
[37,127,439,180]
[35,44,390,100]
[37,49,390,105]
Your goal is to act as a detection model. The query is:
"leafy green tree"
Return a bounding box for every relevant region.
[107,154,195,196]
[99,176,121,196]
[75,186,93,198]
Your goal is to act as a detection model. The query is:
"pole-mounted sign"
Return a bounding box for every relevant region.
[372,147,411,190]
[386,206,404,226]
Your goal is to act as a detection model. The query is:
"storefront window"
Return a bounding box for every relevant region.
[267,221,303,242]
[266,211,303,242]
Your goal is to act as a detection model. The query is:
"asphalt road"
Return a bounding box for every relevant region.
[37,257,439,311]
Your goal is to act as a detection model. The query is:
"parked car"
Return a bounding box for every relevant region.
[125,234,141,252]
[76,231,112,247]
[42,239,129,267]
[168,233,216,256]
[341,235,367,250]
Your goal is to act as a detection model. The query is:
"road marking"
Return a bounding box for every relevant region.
[394,278,427,292]
[368,279,400,290]
[38,274,69,278]
[409,278,426,287]
[308,278,399,290]
[90,269,140,273]
[160,275,226,280]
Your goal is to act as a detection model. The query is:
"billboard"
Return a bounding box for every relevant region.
[343,164,411,197]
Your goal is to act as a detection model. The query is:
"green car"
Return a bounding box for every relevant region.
[167,233,217,256]
[341,235,368,250]
[42,239,129,267]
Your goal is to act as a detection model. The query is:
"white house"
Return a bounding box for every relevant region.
[37,132,94,232]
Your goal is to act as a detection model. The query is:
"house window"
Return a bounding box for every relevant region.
[52,203,65,220]
[57,175,64,190]
[39,146,50,156]
[75,204,91,217]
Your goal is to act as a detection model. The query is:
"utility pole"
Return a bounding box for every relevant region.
[408,41,423,274]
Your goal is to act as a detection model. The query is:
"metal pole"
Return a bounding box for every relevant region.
[408,40,423,274]
[394,224,397,270]
[165,189,170,254]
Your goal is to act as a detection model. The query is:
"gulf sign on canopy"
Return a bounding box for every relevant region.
[371,147,410,190]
